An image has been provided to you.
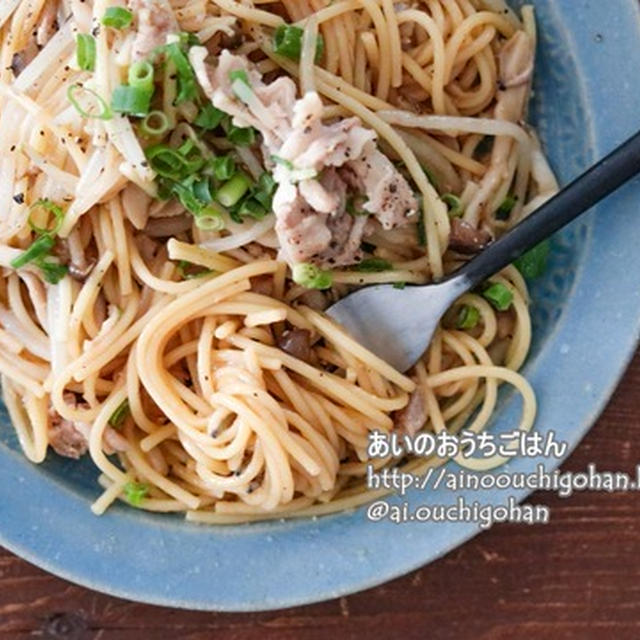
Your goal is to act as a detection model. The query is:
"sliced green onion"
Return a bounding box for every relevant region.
[356,257,393,273]
[192,178,214,204]
[109,399,130,428]
[274,24,325,62]
[10,234,55,269]
[194,104,225,130]
[292,263,333,290]
[28,199,65,236]
[177,31,202,48]
[68,84,113,120]
[236,198,267,220]
[37,260,68,285]
[124,481,149,506]
[171,181,205,215]
[216,174,252,208]
[164,42,198,104]
[76,34,96,72]
[146,144,199,180]
[211,155,235,181]
[253,172,276,210]
[229,69,250,86]
[482,282,513,311]
[140,110,170,137]
[111,84,153,117]
[194,207,225,231]
[393,282,407,290]
[177,260,212,280]
[442,193,463,218]
[514,239,550,280]
[270,154,294,170]
[177,138,205,172]
[456,305,480,330]
[422,166,438,189]
[128,61,155,91]
[289,168,317,183]
[102,7,133,29]
[495,194,518,220]
[225,122,256,147]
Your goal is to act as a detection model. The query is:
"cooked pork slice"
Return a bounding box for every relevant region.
[189,49,417,268]
[48,411,88,460]
[275,170,367,267]
[129,0,178,61]
[394,388,427,436]
[340,142,418,229]
[190,48,295,148]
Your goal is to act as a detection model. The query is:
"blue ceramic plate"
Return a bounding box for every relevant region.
[1,0,640,612]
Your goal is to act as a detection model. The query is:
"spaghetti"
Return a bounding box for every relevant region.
[0,0,557,523]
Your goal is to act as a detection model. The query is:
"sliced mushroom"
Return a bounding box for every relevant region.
[276,328,312,362]
[448,218,492,254]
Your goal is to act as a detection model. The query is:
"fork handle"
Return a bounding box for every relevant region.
[458,129,640,289]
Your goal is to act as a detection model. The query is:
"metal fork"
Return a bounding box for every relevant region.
[326,130,640,372]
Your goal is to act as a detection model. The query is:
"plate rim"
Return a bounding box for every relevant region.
[2,0,640,612]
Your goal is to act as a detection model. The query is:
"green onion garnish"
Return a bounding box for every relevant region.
[172,180,206,215]
[109,399,130,428]
[194,207,225,231]
[495,194,518,220]
[292,263,333,290]
[253,172,277,210]
[482,283,513,311]
[76,34,96,72]
[393,282,407,290]
[124,481,149,506]
[223,119,256,147]
[192,178,214,204]
[422,166,438,189]
[146,143,204,181]
[236,198,267,220]
[68,84,113,120]
[456,305,480,330]
[128,60,155,92]
[270,155,294,171]
[102,7,133,29]
[164,42,198,104]
[442,193,463,218]
[10,234,55,269]
[216,174,252,208]
[211,155,235,181]
[273,24,325,62]
[140,110,170,137]
[111,84,153,117]
[356,257,393,273]
[28,199,65,236]
[514,239,550,280]
[229,69,250,86]
[177,260,212,280]
[194,104,225,130]
[38,260,68,284]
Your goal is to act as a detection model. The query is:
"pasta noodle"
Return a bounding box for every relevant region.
[0,0,557,523]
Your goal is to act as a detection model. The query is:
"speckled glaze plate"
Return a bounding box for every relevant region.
[2,0,640,612]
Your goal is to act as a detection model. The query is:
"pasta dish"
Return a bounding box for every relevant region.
[0,0,558,522]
